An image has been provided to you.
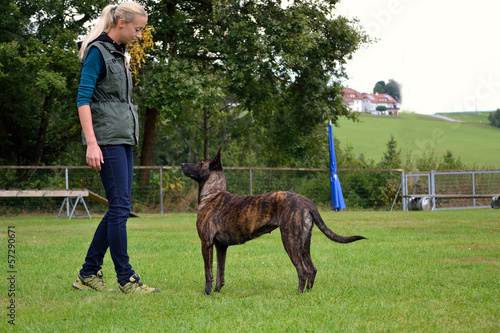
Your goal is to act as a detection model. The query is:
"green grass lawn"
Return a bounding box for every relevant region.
[333,113,500,167]
[1,211,499,332]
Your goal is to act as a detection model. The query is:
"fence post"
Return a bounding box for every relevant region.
[65,168,69,217]
[430,170,436,210]
[249,169,253,196]
[160,168,163,215]
[401,171,407,211]
[472,172,476,208]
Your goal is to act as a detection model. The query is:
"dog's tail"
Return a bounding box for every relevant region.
[310,207,366,243]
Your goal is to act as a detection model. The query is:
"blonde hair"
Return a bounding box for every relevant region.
[79,1,147,59]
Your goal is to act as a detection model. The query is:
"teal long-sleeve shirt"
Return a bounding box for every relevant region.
[77,47,105,108]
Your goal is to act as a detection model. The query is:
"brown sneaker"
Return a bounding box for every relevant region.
[119,274,159,294]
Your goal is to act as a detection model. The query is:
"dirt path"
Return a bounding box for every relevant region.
[430,114,465,122]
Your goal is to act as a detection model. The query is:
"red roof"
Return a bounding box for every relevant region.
[363,93,397,104]
[342,88,363,102]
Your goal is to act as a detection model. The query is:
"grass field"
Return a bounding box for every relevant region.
[333,112,500,167]
[1,210,498,332]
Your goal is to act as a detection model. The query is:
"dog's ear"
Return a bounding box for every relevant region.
[210,148,223,170]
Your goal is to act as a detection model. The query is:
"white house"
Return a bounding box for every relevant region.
[342,88,400,115]
[343,88,364,112]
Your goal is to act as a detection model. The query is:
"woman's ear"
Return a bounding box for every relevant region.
[117,18,126,28]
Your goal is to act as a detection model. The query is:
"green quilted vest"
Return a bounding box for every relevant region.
[80,41,139,146]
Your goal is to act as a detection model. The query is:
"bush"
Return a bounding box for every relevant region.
[488,109,500,127]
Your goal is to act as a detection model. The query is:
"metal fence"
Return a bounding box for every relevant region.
[0,166,404,216]
[404,170,500,210]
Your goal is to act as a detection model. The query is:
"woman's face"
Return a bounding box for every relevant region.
[117,15,148,45]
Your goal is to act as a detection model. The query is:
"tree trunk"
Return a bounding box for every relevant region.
[31,95,51,166]
[139,106,158,189]
[163,2,177,56]
[203,108,209,159]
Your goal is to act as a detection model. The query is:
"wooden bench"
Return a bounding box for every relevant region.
[0,189,139,219]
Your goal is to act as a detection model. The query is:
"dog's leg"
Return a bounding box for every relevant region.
[302,231,317,291]
[280,229,308,293]
[201,242,214,295]
[214,243,228,292]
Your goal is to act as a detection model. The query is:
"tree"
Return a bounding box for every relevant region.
[372,79,401,102]
[439,150,464,170]
[374,135,401,209]
[129,25,158,187]
[139,0,369,167]
[379,135,401,169]
[0,0,368,170]
[0,0,104,165]
[488,109,500,128]
[373,81,386,94]
[385,79,401,102]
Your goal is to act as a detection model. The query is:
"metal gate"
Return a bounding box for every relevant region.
[404,170,500,210]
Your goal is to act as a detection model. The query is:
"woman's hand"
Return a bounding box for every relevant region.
[78,105,103,171]
[86,142,104,171]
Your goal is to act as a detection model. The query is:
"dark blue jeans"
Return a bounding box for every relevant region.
[80,144,135,286]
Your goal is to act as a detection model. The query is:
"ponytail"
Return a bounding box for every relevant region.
[78,2,148,60]
[78,5,115,59]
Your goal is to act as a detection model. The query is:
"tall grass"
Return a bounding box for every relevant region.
[0,210,498,332]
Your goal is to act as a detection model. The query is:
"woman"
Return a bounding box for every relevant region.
[73,2,159,294]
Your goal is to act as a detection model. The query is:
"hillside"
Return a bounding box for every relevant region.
[332,112,500,168]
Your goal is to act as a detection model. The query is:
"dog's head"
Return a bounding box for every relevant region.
[181,148,223,183]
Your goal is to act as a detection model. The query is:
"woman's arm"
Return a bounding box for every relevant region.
[78,47,105,171]
[78,105,103,171]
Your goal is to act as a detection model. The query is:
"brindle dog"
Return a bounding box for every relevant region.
[181,150,366,294]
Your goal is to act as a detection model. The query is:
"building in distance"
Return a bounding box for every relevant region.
[343,88,400,115]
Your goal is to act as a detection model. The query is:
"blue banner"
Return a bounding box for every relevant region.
[329,122,346,211]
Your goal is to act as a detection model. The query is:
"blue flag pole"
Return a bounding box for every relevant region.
[329,121,346,211]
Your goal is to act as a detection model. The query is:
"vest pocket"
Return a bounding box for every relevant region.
[107,58,125,74]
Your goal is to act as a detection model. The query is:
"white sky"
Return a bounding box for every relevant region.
[335,0,500,114]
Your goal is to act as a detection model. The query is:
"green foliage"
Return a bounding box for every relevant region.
[440,150,465,170]
[403,147,465,172]
[488,108,500,128]
[379,135,401,169]
[0,0,104,165]
[140,0,368,167]
[372,79,401,102]
[385,79,401,102]
[0,0,369,168]
[373,80,386,94]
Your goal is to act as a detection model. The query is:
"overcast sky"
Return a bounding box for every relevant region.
[335,0,500,114]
